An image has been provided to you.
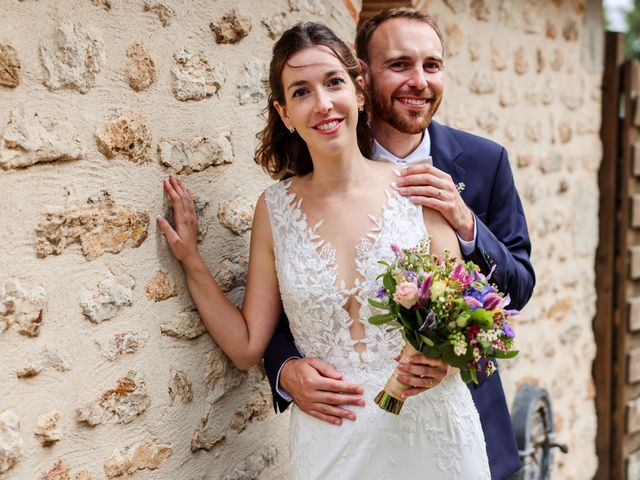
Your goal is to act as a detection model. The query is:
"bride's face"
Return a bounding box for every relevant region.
[274,46,363,157]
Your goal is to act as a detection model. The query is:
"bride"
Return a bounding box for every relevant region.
[158,22,489,480]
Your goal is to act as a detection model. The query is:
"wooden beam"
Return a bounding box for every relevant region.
[594,31,624,480]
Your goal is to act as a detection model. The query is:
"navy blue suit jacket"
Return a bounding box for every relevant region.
[263,121,535,480]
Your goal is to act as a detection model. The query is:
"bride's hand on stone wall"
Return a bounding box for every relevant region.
[157,175,200,264]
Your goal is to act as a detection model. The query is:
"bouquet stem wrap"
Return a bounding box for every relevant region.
[374,341,422,415]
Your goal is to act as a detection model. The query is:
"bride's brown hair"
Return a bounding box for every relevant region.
[255,22,372,179]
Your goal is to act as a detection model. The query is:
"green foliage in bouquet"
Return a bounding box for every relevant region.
[368,240,519,386]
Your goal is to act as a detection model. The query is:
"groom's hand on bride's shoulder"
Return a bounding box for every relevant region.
[280,357,365,426]
[395,354,449,398]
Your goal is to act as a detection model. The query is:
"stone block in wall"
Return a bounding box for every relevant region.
[160,310,206,339]
[491,40,506,71]
[444,23,462,57]
[499,82,518,107]
[103,441,172,478]
[145,271,177,302]
[124,42,156,92]
[262,13,291,40]
[96,113,152,163]
[16,348,71,379]
[514,46,528,75]
[0,279,47,336]
[218,196,255,235]
[158,132,233,173]
[631,246,640,280]
[191,415,225,452]
[541,152,563,173]
[215,257,248,292]
[470,0,490,21]
[0,44,21,88]
[629,298,640,332]
[444,0,466,13]
[230,390,270,433]
[546,20,557,39]
[171,49,225,102]
[628,448,640,480]
[16,360,44,378]
[0,109,85,170]
[468,72,495,95]
[96,331,148,361]
[80,273,135,323]
[43,460,69,480]
[205,348,246,403]
[41,347,72,372]
[561,94,583,111]
[633,142,640,176]
[40,22,105,93]
[0,410,22,474]
[572,180,599,256]
[237,58,268,105]
[35,191,149,259]
[563,19,579,41]
[628,348,640,383]
[34,410,62,446]
[289,0,325,15]
[91,0,111,11]
[169,371,193,404]
[143,1,174,27]
[476,110,498,134]
[76,371,150,426]
[210,11,252,44]
[221,446,277,480]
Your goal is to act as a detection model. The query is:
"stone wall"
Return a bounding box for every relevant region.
[0,0,602,479]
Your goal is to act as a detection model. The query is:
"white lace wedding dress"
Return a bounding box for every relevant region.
[265,179,490,480]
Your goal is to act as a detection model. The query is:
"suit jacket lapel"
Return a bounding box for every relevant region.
[428,121,466,186]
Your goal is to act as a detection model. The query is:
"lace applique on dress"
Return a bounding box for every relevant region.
[264,179,490,480]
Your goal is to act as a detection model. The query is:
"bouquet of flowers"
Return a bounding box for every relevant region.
[368,239,518,414]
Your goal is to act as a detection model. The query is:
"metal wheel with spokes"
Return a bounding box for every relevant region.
[511,384,568,479]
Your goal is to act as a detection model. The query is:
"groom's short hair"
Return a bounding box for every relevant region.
[356,8,445,63]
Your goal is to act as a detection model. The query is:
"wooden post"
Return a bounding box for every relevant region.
[594,31,623,480]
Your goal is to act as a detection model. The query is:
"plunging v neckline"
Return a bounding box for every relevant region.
[283,178,398,319]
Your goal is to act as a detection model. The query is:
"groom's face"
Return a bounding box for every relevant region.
[365,19,444,134]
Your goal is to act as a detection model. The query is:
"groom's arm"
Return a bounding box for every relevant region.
[398,148,534,310]
[464,148,534,310]
[263,312,300,413]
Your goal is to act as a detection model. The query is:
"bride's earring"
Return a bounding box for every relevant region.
[288,125,295,133]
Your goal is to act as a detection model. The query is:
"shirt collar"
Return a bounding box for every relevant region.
[371,129,431,165]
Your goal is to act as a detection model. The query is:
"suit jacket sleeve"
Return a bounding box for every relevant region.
[263,312,300,412]
[465,147,535,311]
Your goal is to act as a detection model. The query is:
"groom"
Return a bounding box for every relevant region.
[263,8,535,479]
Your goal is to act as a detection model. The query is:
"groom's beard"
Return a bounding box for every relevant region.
[368,79,441,134]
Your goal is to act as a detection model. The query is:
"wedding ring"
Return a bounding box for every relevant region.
[426,377,433,388]
[436,190,442,199]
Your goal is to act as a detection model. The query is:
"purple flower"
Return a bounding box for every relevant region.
[375,286,387,299]
[418,310,437,333]
[451,264,472,286]
[502,322,515,338]
[404,270,418,283]
[391,244,405,260]
[483,292,501,310]
[418,273,433,299]
[463,296,483,310]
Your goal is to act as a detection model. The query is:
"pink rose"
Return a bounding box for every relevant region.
[393,282,419,309]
